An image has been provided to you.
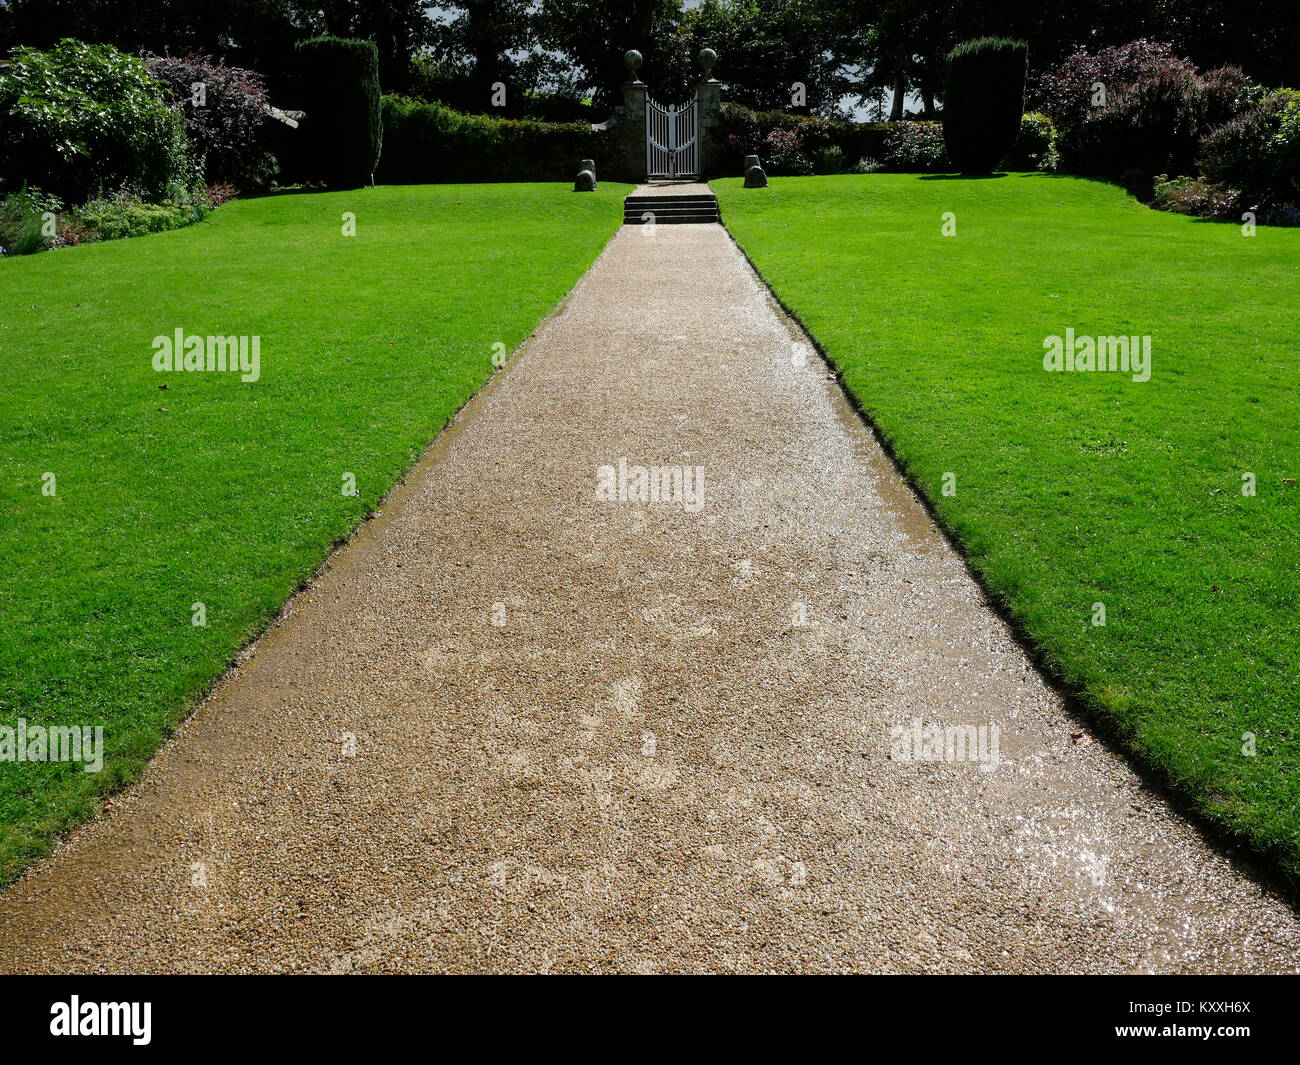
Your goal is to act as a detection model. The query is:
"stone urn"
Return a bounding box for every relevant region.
[624,50,644,84]
[699,48,718,83]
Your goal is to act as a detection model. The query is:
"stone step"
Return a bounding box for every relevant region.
[623,213,720,225]
[623,188,720,225]
[624,199,718,210]
[623,205,720,218]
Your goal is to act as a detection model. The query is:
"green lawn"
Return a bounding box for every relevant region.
[716,173,1300,878]
[0,181,629,883]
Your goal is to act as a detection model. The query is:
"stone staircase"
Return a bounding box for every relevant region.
[623,188,720,226]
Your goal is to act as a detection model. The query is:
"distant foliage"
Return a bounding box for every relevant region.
[943,37,1029,173]
[295,37,383,188]
[0,39,195,202]
[717,104,889,176]
[147,54,278,191]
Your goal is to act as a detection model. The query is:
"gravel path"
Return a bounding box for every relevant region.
[2,220,1298,973]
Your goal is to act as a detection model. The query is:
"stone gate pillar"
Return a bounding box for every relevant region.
[621,50,647,182]
[694,48,722,179]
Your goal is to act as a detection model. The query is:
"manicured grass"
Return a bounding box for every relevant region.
[0,181,629,883]
[716,173,1300,877]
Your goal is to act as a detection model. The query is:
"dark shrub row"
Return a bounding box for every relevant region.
[377,95,610,184]
[716,104,890,174]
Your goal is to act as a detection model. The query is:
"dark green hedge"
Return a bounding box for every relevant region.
[716,104,891,173]
[294,37,382,188]
[943,37,1028,173]
[378,96,613,183]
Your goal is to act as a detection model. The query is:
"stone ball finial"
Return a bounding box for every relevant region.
[699,47,718,80]
[624,50,644,83]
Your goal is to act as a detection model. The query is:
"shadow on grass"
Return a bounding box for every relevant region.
[919,172,1010,180]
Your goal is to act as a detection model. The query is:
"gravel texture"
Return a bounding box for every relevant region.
[2,221,1298,974]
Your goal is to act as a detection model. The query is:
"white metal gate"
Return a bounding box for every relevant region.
[646,96,699,178]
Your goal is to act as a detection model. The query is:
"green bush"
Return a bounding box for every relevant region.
[378,96,609,183]
[0,187,62,256]
[1200,89,1300,206]
[943,37,1029,173]
[70,188,209,241]
[0,39,195,203]
[812,145,846,174]
[1002,112,1059,171]
[294,37,382,188]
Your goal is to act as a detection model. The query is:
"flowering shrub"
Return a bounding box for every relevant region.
[1199,66,1266,133]
[882,122,948,171]
[146,54,278,190]
[204,183,240,209]
[764,127,813,175]
[1069,63,1202,177]
[1036,42,1264,180]
[1036,40,1196,133]
[1150,175,1239,218]
[1200,89,1300,205]
[0,39,195,203]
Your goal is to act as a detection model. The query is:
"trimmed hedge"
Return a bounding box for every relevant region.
[716,104,889,175]
[294,37,382,188]
[378,96,612,183]
[943,37,1028,173]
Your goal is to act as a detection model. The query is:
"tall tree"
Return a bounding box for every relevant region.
[675,0,858,114]
[428,0,546,111]
[539,0,683,109]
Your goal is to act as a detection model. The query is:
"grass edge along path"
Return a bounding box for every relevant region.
[0,182,630,885]
[715,173,1300,886]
